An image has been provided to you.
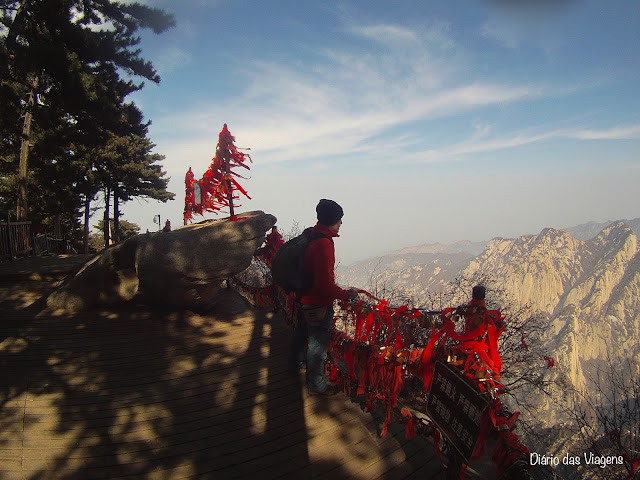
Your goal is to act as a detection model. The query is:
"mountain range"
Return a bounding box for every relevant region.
[562,218,640,241]
[337,218,640,304]
[337,218,640,478]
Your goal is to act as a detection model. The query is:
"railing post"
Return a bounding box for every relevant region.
[7,214,15,262]
[0,222,8,261]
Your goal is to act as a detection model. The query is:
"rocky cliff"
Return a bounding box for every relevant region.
[340,220,640,444]
[461,222,640,447]
[466,222,639,315]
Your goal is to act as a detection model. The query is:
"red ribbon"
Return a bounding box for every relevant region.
[184,124,252,220]
[254,227,284,267]
[431,424,447,470]
[400,408,417,439]
[236,249,537,476]
[622,453,640,480]
[492,430,530,478]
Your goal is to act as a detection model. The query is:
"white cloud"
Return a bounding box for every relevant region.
[570,124,640,140]
[150,61,640,174]
[481,21,520,49]
[155,46,193,75]
[148,42,541,167]
[403,122,640,163]
[144,12,637,179]
[421,131,556,162]
[348,24,420,45]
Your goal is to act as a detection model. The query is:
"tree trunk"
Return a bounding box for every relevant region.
[103,188,110,248]
[113,186,120,243]
[16,76,39,221]
[224,148,234,217]
[53,214,61,238]
[83,195,90,254]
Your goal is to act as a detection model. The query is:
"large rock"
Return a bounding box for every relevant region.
[47,211,277,312]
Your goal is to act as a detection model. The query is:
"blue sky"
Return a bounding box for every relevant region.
[119,0,640,264]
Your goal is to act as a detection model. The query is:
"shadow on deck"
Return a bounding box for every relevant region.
[0,259,445,480]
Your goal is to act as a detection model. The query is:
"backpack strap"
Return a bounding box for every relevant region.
[302,226,331,245]
[309,231,331,243]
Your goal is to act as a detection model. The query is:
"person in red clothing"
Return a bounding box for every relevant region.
[288,199,358,395]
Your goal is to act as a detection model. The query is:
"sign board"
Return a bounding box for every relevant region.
[425,361,491,463]
[193,181,202,205]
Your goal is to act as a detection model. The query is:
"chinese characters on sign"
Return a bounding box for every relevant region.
[426,361,490,463]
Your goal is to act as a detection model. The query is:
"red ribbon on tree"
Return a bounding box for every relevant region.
[622,454,640,480]
[254,227,284,267]
[184,124,252,222]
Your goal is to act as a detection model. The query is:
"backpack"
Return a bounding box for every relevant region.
[271,227,329,295]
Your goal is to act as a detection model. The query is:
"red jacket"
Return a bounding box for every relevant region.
[300,223,350,306]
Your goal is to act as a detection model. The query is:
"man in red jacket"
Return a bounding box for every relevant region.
[288,199,358,395]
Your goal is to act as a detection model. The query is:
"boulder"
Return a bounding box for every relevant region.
[47,211,277,312]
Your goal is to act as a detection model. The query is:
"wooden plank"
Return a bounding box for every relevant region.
[0,284,446,479]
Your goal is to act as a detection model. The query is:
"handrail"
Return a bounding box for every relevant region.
[0,220,32,260]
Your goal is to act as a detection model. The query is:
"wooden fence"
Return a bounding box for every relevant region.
[0,221,32,260]
[32,233,77,256]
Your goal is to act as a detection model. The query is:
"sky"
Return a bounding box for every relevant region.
[117,0,640,265]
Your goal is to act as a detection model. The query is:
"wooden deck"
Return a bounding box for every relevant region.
[0,261,447,480]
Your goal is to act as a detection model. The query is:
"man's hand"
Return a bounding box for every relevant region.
[347,288,359,299]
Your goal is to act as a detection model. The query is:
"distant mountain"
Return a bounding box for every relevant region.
[337,251,476,301]
[560,217,640,240]
[395,240,487,256]
[341,219,640,387]
[462,221,640,474]
[338,219,640,298]
[337,240,487,300]
[465,221,639,380]
[341,221,640,383]
[338,218,640,477]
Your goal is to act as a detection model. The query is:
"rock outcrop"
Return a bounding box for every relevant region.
[460,221,640,436]
[47,211,277,312]
[341,220,640,443]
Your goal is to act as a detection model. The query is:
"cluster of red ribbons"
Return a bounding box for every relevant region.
[254,227,284,267]
[184,124,252,223]
[324,296,535,478]
[327,298,506,431]
[184,167,200,219]
[231,243,535,478]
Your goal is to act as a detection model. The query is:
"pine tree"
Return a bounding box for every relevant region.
[90,217,140,251]
[0,0,175,220]
[99,132,174,243]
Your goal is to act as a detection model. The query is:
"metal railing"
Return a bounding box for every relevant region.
[32,234,77,256]
[0,221,32,260]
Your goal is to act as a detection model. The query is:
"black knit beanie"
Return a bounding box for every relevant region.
[472,285,486,301]
[316,199,344,226]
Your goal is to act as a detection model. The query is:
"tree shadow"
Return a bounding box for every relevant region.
[0,279,445,479]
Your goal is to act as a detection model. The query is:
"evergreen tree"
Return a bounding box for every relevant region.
[99,132,174,243]
[0,0,175,220]
[89,217,140,251]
